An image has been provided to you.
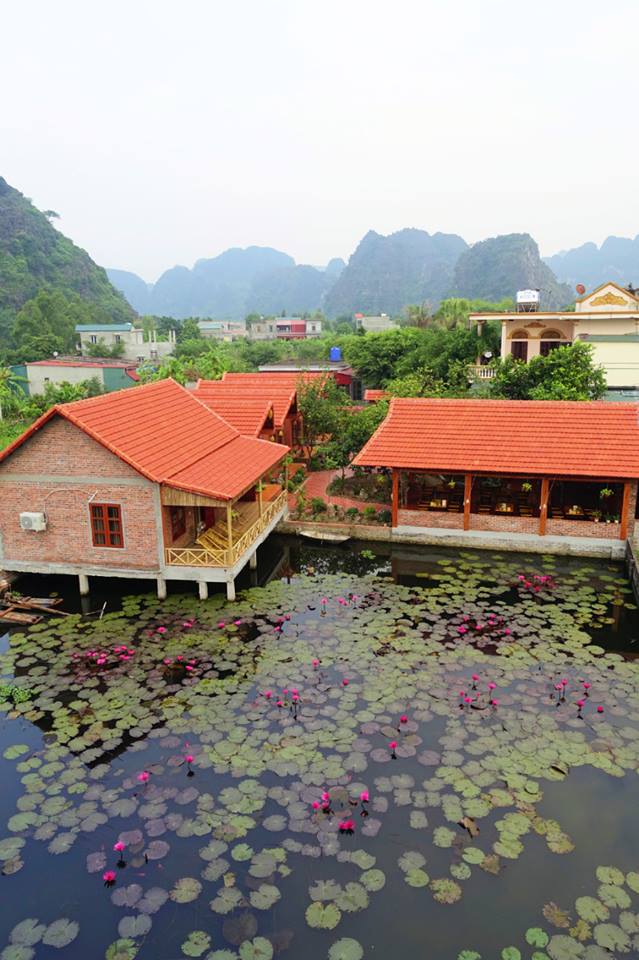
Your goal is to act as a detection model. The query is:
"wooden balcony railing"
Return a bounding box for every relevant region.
[165,489,288,568]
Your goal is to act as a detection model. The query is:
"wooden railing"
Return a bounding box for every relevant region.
[165,489,288,568]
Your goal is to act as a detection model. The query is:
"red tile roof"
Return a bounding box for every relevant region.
[195,380,297,427]
[353,398,639,479]
[364,389,389,402]
[193,395,273,436]
[0,379,289,500]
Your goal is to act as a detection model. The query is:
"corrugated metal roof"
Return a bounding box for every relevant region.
[353,398,639,479]
[0,379,289,500]
[75,323,134,332]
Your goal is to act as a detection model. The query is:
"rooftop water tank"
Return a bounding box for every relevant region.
[330,346,342,362]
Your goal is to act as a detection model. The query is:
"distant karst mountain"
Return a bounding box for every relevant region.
[323,228,468,318]
[0,176,134,325]
[544,236,639,292]
[453,234,573,309]
[107,248,344,320]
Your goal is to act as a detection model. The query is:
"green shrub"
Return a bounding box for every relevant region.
[377,509,392,524]
[311,497,327,514]
[345,506,359,520]
[363,505,377,521]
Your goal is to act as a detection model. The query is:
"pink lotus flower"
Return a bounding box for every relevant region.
[103,870,116,886]
[137,771,150,783]
[338,819,355,833]
[321,791,330,801]
[234,620,241,625]
[576,700,585,709]
[292,694,299,702]
[554,683,563,691]
[561,679,568,687]
[312,801,320,810]
[360,790,369,802]
[264,690,272,699]
[321,598,328,604]
[503,628,511,635]
[291,688,299,696]
[282,688,288,695]
[597,705,604,713]
[471,673,479,681]
[276,700,283,707]
[217,621,225,628]
[157,627,167,634]
[463,696,473,705]
[458,626,467,634]
[185,665,194,672]
[490,698,499,706]
[182,621,193,627]
[488,682,496,691]
[400,715,408,724]
[583,682,591,691]
[113,841,126,853]
[389,740,397,749]
[342,679,349,686]
[185,754,194,764]
[312,658,320,668]
[163,657,172,665]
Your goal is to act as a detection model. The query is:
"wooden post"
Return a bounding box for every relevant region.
[391,469,399,528]
[620,481,631,540]
[463,474,472,531]
[539,478,549,536]
[257,483,263,516]
[226,504,233,550]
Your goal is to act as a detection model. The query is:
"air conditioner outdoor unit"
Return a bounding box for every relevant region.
[19,512,47,532]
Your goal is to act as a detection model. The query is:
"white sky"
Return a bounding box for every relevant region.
[2,0,639,282]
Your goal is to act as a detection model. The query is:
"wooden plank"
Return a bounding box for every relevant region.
[161,485,226,508]
[463,474,472,530]
[620,481,631,540]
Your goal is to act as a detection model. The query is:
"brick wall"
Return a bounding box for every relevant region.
[1,417,139,478]
[545,519,621,539]
[398,509,464,529]
[0,416,160,571]
[471,514,540,535]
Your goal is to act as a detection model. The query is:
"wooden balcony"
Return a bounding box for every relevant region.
[165,489,288,568]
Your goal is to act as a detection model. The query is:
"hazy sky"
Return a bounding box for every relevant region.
[2,0,639,281]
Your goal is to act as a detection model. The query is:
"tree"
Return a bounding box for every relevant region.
[178,318,202,342]
[319,401,389,475]
[0,366,28,420]
[297,376,349,458]
[489,342,606,400]
[85,339,126,359]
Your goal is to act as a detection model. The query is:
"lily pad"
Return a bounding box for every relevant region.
[306,902,341,930]
[238,938,273,960]
[42,919,80,948]
[170,878,202,904]
[327,939,364,960]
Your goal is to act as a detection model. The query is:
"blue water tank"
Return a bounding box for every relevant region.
[330,346,342,362]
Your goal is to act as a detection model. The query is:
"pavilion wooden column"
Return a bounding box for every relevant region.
[226,503,234,549]
[539,478,550,536]
[257,483,263,517]
[463,474,472,531]
[391,469,399,528]
[620,481,631,540]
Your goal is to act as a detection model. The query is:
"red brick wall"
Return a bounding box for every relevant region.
[1,417,138,478]
[471,514,540,535]
[0,417,160,571]
[545,519,621,539]
[398,509,464,529]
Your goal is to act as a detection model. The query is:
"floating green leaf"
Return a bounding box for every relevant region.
[328,939,364,960]
[306,903,341,930]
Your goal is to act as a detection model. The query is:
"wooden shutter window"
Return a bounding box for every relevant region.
[90,503,124,548]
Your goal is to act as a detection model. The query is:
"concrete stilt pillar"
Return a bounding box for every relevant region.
[249,551,257,570]
[78,573,89,596]
[198,581,209,601]
[157,577,167,600]
[226,579,236,601]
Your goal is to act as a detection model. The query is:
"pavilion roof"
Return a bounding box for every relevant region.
[353,398,639,479]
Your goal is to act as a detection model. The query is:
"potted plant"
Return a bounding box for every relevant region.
[447,479,456,489]
[599,487,614,500]
[591,509,601,523]
[521,481,532,493]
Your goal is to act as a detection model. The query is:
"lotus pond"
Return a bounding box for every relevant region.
[2,540,639,960]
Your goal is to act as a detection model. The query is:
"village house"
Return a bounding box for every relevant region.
[354,397,639,557]
[0,380,289,600]
[470,282,639,391]
[75,322,176,363]
[247,317,322,340]
[12,357,140,395]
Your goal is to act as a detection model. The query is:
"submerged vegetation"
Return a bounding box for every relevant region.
[0,548,639,958]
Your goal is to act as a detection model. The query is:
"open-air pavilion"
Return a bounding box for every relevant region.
[353,398,639,546]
